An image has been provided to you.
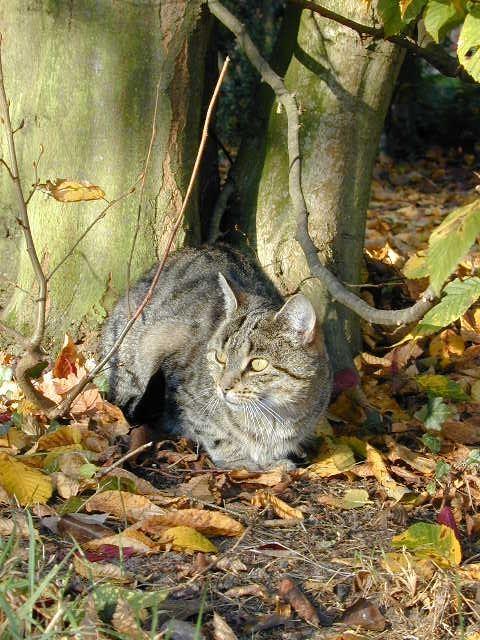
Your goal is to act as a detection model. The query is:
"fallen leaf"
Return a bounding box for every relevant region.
[0,453,52,505]
[278,577,319,625]
[138,508,244,537]
[43,178,105,202]
[58,514,113,543]
[382,551,435,580]
[52,472,80,499]
[385,437,436,474]
[53,334,85,379]
[307,441,355,478]
[158,525,217,553]
[37,425,83,451]
[85,491,165,522]
[212,612,238,640]
[341,598,386,631]
[228,468,285,487]
[366,444,409,501]
[442,419,480,444]
[225,584,271,601]
[317,489,371,510]
[437,506,461,541]
[85,527,160,554]
[111,598,146,639]
[392,522,462,567]
[251,490,303,520]
[73,555,132,584]
[0,512,30,538]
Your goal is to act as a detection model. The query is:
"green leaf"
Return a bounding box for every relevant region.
[424,0,466,42]
[402,0,428,20]
[416,396,453,430]
[79,463,97,478]
[378,0,407,35]
[417,374,470,401]
[458,8,480,81]
[466,448,480,465]
[426,199,480,294]
[403,252,429,279]
[417,277,480,335]
[392,522,461,566]
[435,460,451,480]
[422,433,443,453]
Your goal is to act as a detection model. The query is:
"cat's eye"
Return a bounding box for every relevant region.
[250,358,268,372]
[215,350,227,365]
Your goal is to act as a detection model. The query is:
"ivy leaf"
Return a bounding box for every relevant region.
[415,396,453,430]
[417,374,470,401]
[422,433,443,453]
[424,0,466,42]
[426,199,480,294]
[417,277,480,335]
[458,7,480,81]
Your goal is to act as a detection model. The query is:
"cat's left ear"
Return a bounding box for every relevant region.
[218,273,238,315]
[275,294,316,344]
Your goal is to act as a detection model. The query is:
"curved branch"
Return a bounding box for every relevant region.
[207,0,435,327]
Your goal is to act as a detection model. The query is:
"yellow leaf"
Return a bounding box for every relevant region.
[251,490,303,520]
[138,508,244,537]
[471,379,480,402]
[0,453,52,505]
[382,552,435,580]
[0,427,30,451]
[317,489,371,510]
[307,442,355,478]
[392,522,461,567]
[43,178,105,202]
[37,425,83,451]
[366,444,409,502]
[158,525,217,553]
[85,491,165,522]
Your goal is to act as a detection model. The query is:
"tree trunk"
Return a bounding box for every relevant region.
[234,1,404,372]
[0,1,209,341]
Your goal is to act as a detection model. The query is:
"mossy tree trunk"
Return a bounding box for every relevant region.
[0,1,209,343]
[233,2,404,372]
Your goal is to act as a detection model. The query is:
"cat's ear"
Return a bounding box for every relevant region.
[218,273,238,315]
[275,294,316,344]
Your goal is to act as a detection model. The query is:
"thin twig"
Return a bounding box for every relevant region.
[25,144,45,205]
[48,56,231,420]
[207,1,435,326]
[96,441,154,479]
[289,0,464,79]
[126,78,161,317]
[47,182,140,282]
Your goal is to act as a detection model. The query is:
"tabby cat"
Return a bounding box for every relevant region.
[101,245,332,470]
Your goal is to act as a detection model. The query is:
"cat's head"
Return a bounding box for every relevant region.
[206,274,330,421]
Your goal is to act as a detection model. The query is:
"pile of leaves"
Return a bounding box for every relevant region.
[1,150,480,639]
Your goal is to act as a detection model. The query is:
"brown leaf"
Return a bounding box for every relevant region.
[93,401,131,439]
[85,490,165,522]
[111,599,146,640]
[53,334,85,379]
[385,437,435,475]
[84,526,160,554]
[228,469,285,487]
[341,598,386,631]
[58,514,113,543]
[278,577,319,625]
[138,508,244,537]
[43,178,105,202]
[225,584,271,601]
[251,490,303,521]
[103,468,162,496]
[73,555,132,584]
[177,475,218,502]
[212,612,238,640]
[366,444,409,501]
[52,472,80,499]
[443,419,480,444]
[0,512,30,538]
[36,425,83,451]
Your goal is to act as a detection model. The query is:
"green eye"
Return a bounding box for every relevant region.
[215,350,227,364]
[250,358,268,372]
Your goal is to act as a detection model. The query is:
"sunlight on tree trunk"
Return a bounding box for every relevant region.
[0,1,208,340]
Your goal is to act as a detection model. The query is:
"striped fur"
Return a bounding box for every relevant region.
[101,244,332,469]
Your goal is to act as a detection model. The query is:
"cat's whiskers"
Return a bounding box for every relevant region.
[255,398,288,426]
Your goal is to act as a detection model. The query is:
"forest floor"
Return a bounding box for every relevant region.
[1,149,480,640]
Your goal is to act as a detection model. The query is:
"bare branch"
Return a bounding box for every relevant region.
[0,35,48,350]
[0,157,15,181]
[208,178,235,243]
[207,0,435,326]
[289,0,464,80]
[48,56,231,420]
[25,144,45,205]
[126,78,161,317]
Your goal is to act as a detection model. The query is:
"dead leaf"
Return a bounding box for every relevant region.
[111,598,146,639]
[212,612,238,640]
[73,555,132,584]
[138,508,244,537]
[341,598,386,631]
[317,489,371,510]
[442,419,480,444]
[366,444,409,501]
[228,469,285,487]
[278,577,319,625]
[216,557,248,574]
[52,472,80,499]
[306,441,355,478]
[85,490,165,522]
[53,334,85,379]
[225,584,271,601]
[251,490,303,520]
[85,526,159,554]
[0,512,30,538]
[385,437,436,474]
[58,514,113,543]
[0,453,52,505]
[36,425,83,451]
[43,178,105,202]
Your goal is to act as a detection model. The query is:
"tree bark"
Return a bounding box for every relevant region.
[233,1,404,372]
[0,1,208,341]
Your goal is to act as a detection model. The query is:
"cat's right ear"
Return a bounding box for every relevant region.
[218,273,238,315]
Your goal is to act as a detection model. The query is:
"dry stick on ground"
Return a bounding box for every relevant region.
[289,0,466,80]
[48,56,231,420]
[208,0,435,327]
[0,35,54,410]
